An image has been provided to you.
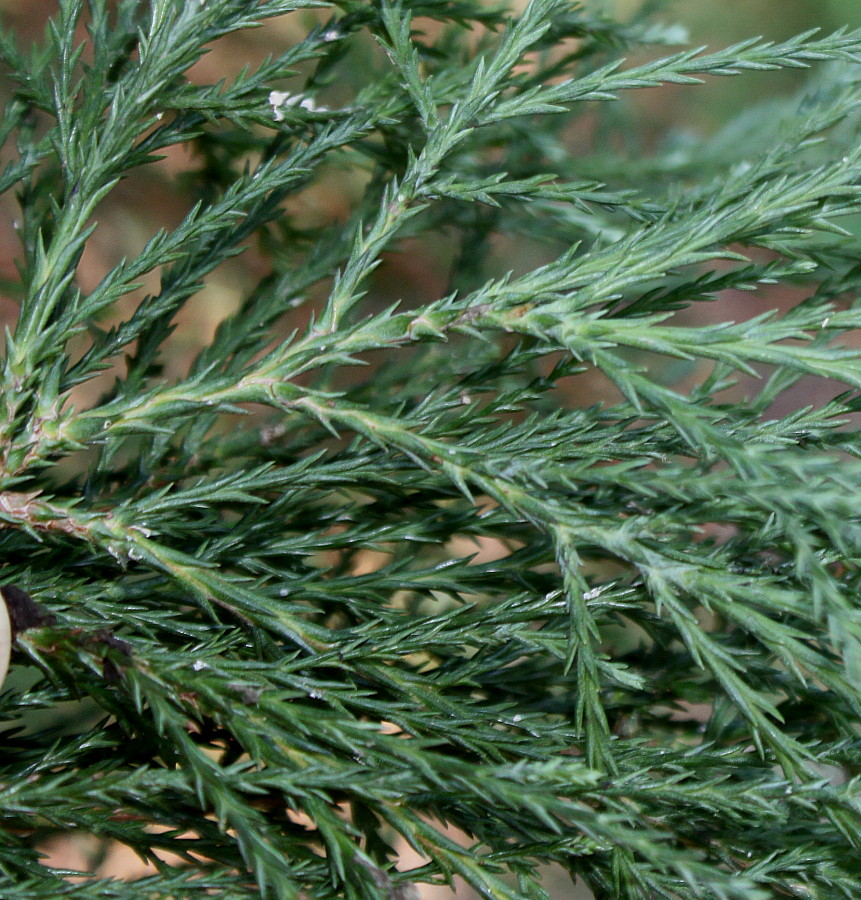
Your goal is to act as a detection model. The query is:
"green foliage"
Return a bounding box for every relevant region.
[3,1,861,898]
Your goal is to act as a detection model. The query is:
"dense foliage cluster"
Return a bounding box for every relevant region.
[3,1,861,898]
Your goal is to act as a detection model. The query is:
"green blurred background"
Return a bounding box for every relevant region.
[618,0,861,42]
[668,0,861,39]
[611,0,861,127]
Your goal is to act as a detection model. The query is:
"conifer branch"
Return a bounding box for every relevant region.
[4,2,861,898]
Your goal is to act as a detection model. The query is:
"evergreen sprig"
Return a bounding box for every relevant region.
[3,1,861,898]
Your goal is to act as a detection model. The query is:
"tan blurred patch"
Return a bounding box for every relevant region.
[350,548,394,576]
[445,534,518,564]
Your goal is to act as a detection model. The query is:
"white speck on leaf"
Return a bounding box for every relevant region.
[269,91,325,122]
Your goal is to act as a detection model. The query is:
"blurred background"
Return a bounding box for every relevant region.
[1,0,860,896]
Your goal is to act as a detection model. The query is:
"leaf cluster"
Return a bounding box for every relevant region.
[2,1,861,899]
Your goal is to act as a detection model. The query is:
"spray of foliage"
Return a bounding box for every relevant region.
[3,1,861,898]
